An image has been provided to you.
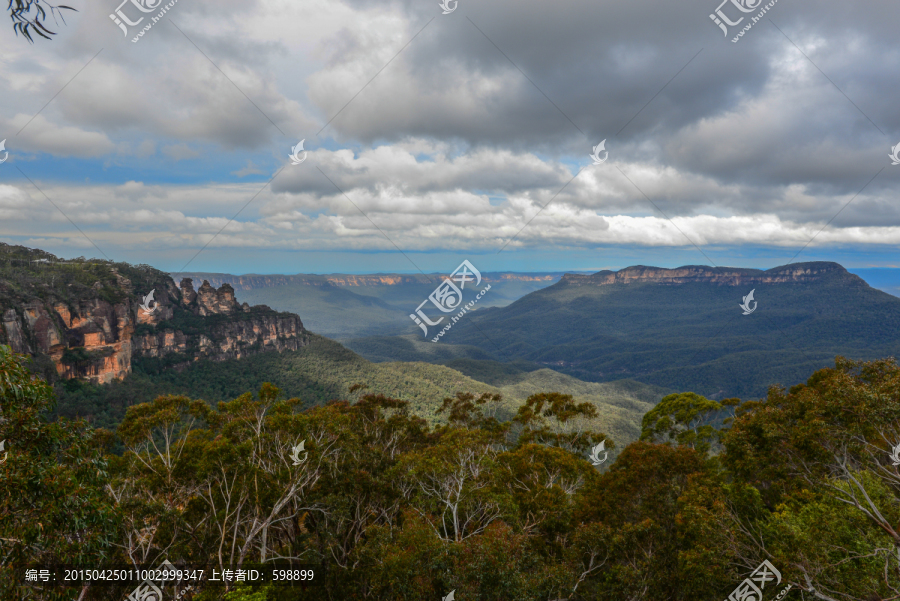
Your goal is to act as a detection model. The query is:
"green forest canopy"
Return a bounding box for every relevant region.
[2,344,900,600]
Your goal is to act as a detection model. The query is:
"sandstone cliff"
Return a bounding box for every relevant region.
[0,244,308,384]
[131,278,308,368]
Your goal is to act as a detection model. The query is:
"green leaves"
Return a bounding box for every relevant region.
[11,339,900,599]
[721,357,900,595]
[0,346,118,600]
[498,443,598,539]
[513,392,611,455]
[0,344,55,409]
[8,1,77,44]
[640,391,725,455]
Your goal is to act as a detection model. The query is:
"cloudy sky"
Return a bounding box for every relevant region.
[0,0,898,275]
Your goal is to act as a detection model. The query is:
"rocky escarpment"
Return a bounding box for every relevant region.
[2,300,134,383]
[131,278,307,366]
[0,244,308,384]
[0,268,163,384]
[560,262,862,287]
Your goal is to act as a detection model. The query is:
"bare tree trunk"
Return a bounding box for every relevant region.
[75,583,90,601]
[261,524,267,562]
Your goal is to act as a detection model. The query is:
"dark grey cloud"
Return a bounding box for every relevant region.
[309,0,898,202]
[2,0,899,264]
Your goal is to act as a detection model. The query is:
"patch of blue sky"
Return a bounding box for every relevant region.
[3,149,283,186]
[470,189,506,206]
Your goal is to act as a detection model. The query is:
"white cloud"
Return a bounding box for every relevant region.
[1,169,897,260]
[5,114,115,157]
[114,181,169,202]
[136,140,156,158]
[232,160,267,177]
[0,0,897,268]
[162,143,201,161]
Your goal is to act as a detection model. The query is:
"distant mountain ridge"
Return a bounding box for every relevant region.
[177,271,577,339]
[436,261,900,399]
[561,262,853,287]
[177,271,568,291]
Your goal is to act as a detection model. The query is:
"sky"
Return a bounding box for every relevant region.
[0,0,898,276]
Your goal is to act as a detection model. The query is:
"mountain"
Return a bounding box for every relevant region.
[0,243,308,384]
[426,262,900,399]
[176,270,571,338]
[0,243,667,448]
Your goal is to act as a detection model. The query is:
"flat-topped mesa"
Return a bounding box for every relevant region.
[325,275,419,286]
[560,262,858,287]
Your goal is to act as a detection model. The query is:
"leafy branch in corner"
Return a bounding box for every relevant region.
[8,0,76,42]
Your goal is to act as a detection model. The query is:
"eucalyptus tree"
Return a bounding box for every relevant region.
[720,357,900,599]
[8,0,75,42]
[0,345,117,601]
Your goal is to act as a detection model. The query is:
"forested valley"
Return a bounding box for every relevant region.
[2,343,899,600]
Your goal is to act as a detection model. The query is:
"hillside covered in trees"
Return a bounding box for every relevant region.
[2,343,900,600]
[437,262,900,398]
[53,334,665,452]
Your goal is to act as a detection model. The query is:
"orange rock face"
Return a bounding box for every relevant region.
[0,297,135,383]
[1,277,307,384]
